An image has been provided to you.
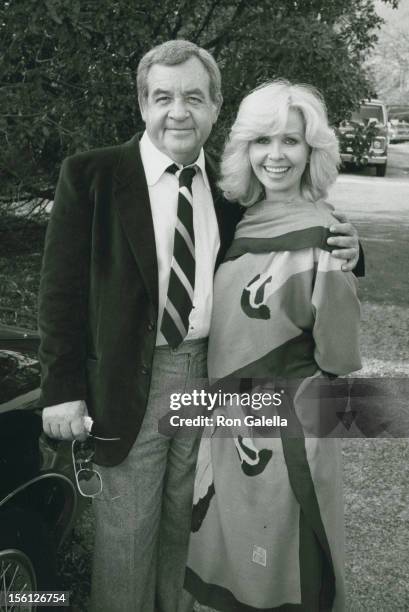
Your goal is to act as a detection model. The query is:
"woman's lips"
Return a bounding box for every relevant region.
[263,165,291,175]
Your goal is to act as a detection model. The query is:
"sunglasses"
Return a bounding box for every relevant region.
[72,432,120,500]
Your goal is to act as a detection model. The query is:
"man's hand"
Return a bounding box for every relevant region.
[42,400,89,441]
[327,211,359,272]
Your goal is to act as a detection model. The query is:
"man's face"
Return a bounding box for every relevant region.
[139,57,221,165]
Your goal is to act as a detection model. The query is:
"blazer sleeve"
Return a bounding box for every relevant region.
[311,249,362,376]
[37,155,93,408]
[354,242,365,277]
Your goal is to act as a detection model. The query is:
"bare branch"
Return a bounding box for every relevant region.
[169,0,192,38]
[204,1,256,52]
[194,0,223,42]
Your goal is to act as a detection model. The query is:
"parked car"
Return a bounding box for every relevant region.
[387,104,409,123]
[0,324,77,607]
[337,99,389,177]
[388,119,409,143]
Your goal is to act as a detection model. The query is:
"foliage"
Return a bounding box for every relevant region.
[336,120,379,166]
[0,215,45,328]
[0,0,399,209]
[366,20,409,105]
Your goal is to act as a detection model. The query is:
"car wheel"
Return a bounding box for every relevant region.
[376,163,387,177]
[0,549,37,611]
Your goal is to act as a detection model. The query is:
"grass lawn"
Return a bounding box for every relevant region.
[341,220,409,611]
[1,214,408,611]
[355,220,409,308]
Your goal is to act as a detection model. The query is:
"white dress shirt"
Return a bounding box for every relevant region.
[139,132,220,346]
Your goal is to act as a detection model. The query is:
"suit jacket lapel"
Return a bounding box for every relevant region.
[114,135,159,313]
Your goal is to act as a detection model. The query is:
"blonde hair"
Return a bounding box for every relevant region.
[219,80,340,206]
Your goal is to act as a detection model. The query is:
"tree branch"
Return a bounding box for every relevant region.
[169,0,193,39]
[204,1,256,52]
[194,0,223,42]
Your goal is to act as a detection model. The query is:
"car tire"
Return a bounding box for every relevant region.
[0,507,58,608]
[376,163,387,177]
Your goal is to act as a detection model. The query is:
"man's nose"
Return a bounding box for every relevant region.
[169,99,189,120]
[267,139,283,159]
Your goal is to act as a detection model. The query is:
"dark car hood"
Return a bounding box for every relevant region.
[0,324,41,411]
[0,324,40,352]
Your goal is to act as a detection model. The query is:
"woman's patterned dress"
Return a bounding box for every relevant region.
[185,198,362,612]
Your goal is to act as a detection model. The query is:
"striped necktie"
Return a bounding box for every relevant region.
[160,164,197,348]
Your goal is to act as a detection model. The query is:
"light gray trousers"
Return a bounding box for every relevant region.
[90,339,207,612]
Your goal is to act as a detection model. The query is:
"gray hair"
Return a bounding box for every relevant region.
[137,40,222,105]
[219,80,340,206]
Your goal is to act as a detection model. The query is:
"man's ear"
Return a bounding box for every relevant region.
[213,95,223,124]
[138,95,147,122]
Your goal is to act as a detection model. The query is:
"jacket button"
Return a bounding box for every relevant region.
[141,367,149,375]
[147,322,155,332]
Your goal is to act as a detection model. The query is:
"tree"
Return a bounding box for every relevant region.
[0,0,399,209]
[366,24,409,104]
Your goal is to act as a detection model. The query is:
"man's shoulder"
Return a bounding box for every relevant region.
[61,137,139,180]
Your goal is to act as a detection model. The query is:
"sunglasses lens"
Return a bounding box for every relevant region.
[77,468,102,497]
[73,438,95,461]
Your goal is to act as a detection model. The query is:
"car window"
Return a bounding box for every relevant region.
[0,350,40,410]
[351,105,384,123]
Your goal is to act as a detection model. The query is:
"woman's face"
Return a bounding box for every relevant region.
[248,108,310,201]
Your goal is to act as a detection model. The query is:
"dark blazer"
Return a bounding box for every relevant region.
[38,135,242,465]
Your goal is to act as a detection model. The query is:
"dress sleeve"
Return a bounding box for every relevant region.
[311,248,362,376]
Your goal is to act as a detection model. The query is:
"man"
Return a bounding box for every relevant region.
[38,40,362,612]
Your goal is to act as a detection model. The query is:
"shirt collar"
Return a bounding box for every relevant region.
[140,131,210,190]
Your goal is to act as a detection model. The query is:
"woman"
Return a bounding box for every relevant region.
[184,81,362,611]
